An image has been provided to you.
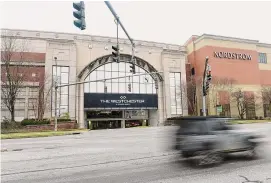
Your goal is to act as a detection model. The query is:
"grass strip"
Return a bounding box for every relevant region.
[230,120,270,124]
[1,130,87,139]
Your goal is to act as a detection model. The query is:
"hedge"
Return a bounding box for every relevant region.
[1,121,22,129]
[56,118,73,122]
[21,119,50,126]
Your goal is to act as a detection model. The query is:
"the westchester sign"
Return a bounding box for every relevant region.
[101,96,145,106]
[84,93,158,108]
[214,51,252,60]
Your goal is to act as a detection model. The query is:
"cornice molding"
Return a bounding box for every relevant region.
[194,34,271,47]
[1,28,186,52]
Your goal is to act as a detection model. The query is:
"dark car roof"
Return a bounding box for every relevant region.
[167,116,235,121]
[166,116,236,125]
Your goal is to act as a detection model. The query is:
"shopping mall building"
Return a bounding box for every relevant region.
[1,29,271,128]
[1,28,188,129]
[185,34,271,118]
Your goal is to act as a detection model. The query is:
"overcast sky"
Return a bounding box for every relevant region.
[1,1,271,45]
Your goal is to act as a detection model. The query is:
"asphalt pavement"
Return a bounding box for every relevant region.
[1,123,271,183]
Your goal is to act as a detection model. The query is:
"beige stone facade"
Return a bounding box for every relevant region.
[1,28,188,127]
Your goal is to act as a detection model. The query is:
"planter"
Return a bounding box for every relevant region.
[25,122,77,132]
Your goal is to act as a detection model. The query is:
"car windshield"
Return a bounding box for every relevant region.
[207,119,232,131]
[180,121,207,135]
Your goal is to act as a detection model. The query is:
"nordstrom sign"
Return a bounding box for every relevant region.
[214,51,252,60]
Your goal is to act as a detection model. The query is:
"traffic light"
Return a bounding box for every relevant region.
[73,1,86,30]
[205,81,210,92]
[207,70,212,81]
[203,67,212,96]
[112,45,120,63]
[129,63,135,74]
[203,86,207,96]
[128,83,131,92]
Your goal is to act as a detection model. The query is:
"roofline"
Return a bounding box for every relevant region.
[192,33,271,46]
[1,28,183,48]
[184,35,199,46]
[203,34,259,43]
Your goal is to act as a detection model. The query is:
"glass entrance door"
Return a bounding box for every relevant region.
[91,120,121,130]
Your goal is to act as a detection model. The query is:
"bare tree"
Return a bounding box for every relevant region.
[178,76,203,116]
[231,89,260,119]
[1,32,28,121]
[261,86,271,104]
[208,77,236,115]
[261,86,271,117]
[28,73,53,120]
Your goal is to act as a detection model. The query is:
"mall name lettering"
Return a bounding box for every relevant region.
[214,52,252,60]
[100,99,145,104]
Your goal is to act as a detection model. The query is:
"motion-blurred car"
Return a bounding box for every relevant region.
[171,116,263,166]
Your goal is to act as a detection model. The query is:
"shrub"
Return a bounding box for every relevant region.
[259,116,264,120]
[61,112,70,119]
[21,119,50,126]
[255,116,258,120]
[1,120,22,129]
[56,118,72,122]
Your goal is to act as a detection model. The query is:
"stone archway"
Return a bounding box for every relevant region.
[77,54,163,82]
[76,54,164,129]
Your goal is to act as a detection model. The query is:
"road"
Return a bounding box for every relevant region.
[1,123,271,183]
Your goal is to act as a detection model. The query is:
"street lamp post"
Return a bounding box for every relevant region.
[54,57,58,131]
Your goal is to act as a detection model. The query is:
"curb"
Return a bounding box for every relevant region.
[1,148,8,152]
[70,132,81,135]
[1,148,24,152]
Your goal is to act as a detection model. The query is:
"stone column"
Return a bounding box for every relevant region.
[121,120,125,128]
[121,110,125,128]
[78,83,85,128]
[158,80,165,126]
[149,109,158,126]
[25,87,29,119]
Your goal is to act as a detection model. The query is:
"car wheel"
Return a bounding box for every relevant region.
[210,152,224,165]
[246,146,259,160]
[181,151,191,158]
[194,151,224,167]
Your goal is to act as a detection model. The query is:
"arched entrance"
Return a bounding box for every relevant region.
[77,54,163,129]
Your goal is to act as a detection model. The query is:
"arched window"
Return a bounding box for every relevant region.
[84,62,156,94]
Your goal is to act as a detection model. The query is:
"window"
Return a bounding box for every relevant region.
[28,99,37,108]
[29,87,38,97]
[18,88,26,96]
[258,53,267,64]
[84,62,156,94]
[170,72,182,115]
[15,99,25,108]
[32,73,36,77]
[52,66,69,117]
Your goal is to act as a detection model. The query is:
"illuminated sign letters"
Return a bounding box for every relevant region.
[214,52,252,60]
[84,93,158,108]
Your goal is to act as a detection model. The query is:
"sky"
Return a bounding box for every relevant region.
[1,1,271,45]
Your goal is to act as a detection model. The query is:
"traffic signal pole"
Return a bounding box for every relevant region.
[104,1,135,48]
[104,1,136,72]
[57,72,163,88]
[202,57,209,116]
